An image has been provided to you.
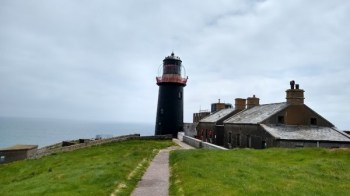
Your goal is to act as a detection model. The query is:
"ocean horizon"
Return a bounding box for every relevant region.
[0,117,154,148]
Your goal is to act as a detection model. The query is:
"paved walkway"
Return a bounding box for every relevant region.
[131,139,193,196]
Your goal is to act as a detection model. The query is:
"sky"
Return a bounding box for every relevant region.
[0,0,349,130]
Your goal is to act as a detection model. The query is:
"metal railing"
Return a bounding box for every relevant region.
[156,74,188,85]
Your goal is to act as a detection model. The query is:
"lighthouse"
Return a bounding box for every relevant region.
[155,52,188,137]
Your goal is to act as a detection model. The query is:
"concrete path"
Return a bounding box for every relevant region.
[131,139,193,196]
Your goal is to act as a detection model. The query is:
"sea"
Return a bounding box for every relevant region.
[0,117,154,148]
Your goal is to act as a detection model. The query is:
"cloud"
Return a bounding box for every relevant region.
[0,0,349,129]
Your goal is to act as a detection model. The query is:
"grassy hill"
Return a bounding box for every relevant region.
[170,148,350,195]
[3,140,350,195]
[0,139,173,196]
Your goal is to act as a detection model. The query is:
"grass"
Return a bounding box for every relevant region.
[170,148,350,195]
[0,139,173,196]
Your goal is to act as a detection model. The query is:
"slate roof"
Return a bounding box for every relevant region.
[261,124,350,142]
[224,103,288,124]
[0,145,38,151]
[200,108,236,123]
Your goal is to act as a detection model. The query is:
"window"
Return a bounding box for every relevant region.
[160,108,164,115]
[178,91,182,99]
[310,118,317,125]
[295,143,304,148]
[247,135,251,148]
[228,132,232,144]
[236,134,241,147]
[0,156,5,163]
[278,116,284,124]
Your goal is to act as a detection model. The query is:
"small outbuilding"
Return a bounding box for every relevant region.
[0,145,38,164]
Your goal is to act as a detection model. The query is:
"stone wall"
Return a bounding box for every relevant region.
[224,124,273,149]
[277,140,350,148]
[0,150,29,164]
[182,134,227,150]
[183,122,197,137]
[138,134,172,140]
[0,146,38,164]
[30,134,172,159]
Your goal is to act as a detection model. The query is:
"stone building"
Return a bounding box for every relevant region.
[197,97,259,146]
[183,122,197,137]
[0,145,38,164]
[193,110,210,123]
[223,82,350,149]
[197,108,236,146]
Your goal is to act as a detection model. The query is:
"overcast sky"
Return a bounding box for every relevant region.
[1,0,349,130]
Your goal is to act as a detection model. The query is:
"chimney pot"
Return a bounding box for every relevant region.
[296,84,299,89]
[290,80,295,89]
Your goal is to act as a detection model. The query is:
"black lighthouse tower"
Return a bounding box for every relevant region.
[155,52,188,137]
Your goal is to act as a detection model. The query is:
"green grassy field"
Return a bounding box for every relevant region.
[170,148,350,196]
[0,139,173,196]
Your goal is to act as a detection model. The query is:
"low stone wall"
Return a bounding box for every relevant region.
[30,134,144,159]
[30,134,174,159]
[177,132,185,141]
[277,140,350,148]
[182,135,228,150]
[138,134,173,140]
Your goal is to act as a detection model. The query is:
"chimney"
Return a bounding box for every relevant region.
[286,81,304,105]
[247,95,260,109]
[235,98,246,111]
